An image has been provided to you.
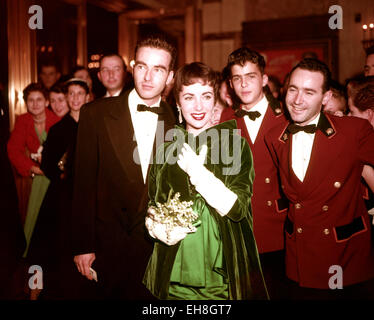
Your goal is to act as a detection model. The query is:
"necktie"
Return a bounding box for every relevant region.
[287,123,317,134]
[137,104,164,114]
[235,108,261,120]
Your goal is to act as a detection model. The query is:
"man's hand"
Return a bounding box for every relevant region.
[74,253,96,280]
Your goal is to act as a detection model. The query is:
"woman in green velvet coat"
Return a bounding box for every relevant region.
[143,62,268,300]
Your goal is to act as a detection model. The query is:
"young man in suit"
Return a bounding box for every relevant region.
[72,36,176,299]
[220,47,289,299]
[265,58,374,299]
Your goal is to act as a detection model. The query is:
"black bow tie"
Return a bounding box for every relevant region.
[235,109,261,120]
[137,104,164,114]
[287,123,318,134]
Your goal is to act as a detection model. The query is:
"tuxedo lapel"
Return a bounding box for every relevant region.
[104,93,143,185]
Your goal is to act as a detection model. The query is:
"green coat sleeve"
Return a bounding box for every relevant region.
[215,137,254,222]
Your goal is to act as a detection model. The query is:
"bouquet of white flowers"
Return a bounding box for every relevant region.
[148,190,199,237]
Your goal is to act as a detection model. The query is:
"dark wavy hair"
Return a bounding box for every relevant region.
[290,58,331,93]
[227,47,266,75]
[135,35,177,71]
[173,62,219,105]
[354,83,374,111]
[23,82,49,102]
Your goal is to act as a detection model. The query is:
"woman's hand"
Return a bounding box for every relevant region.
[177,143,207,184]
[153,224,194,246]
[146,207,195,246]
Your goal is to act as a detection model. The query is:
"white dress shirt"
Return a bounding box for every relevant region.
[291,114,320,182]
[243,95,268,143]
[105,89,122,97]
[128,89,160,183]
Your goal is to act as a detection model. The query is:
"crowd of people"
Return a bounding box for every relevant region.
[2,34,374,301]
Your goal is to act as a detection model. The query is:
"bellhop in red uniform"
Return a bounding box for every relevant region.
[221,96,288,253]
[220,47,289,254]
[265,59,374,289]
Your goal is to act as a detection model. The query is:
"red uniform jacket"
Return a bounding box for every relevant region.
[7,109,60,177]
[265,112,374,288]
[220,98,288,253]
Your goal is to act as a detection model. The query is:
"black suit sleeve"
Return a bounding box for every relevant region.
[40,123,65,181]
[71,105,98,255]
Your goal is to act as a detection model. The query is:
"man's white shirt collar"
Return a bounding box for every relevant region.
[291,113,320,182]
[128,88,161,184]
[293,113,320,132]
[243,95,268,143]
[105,89,122,98]
[129,88,161,111]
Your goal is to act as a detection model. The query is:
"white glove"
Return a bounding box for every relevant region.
[177,143,207,182]
[30,145,43,163]
[177,143,237,217]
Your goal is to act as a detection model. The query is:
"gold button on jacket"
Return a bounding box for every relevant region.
[334,181,341,188]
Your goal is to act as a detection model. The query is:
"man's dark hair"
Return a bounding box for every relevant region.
[23,82,49,102]
[290,58,331,93]
[227,47,266,75]
[346,75,374,99]
[72,65,92,74]
[38,59,61,74]
[99,53,127,71]
[65,78,89,94]
[330,79,347,99]
[354,83,374,111]
[49,82,66,95]
[173,62,219,105]
[134,35,177,71]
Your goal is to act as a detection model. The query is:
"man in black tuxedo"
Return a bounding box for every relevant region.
[72,36,176,299]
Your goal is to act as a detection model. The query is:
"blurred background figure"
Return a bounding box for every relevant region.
[267,75,282,100]
[7,83,60,224]
[323,80,348,116]
[220,66,234,108]
[346,75,374,112]
[97,53,133,97]
[49,83,69,118]
[210,71,228,126]
[72,66,95,101]
[39,60,62,90]
[348,83,374,233]
[364,46,374,77]
[349,83,374,126]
